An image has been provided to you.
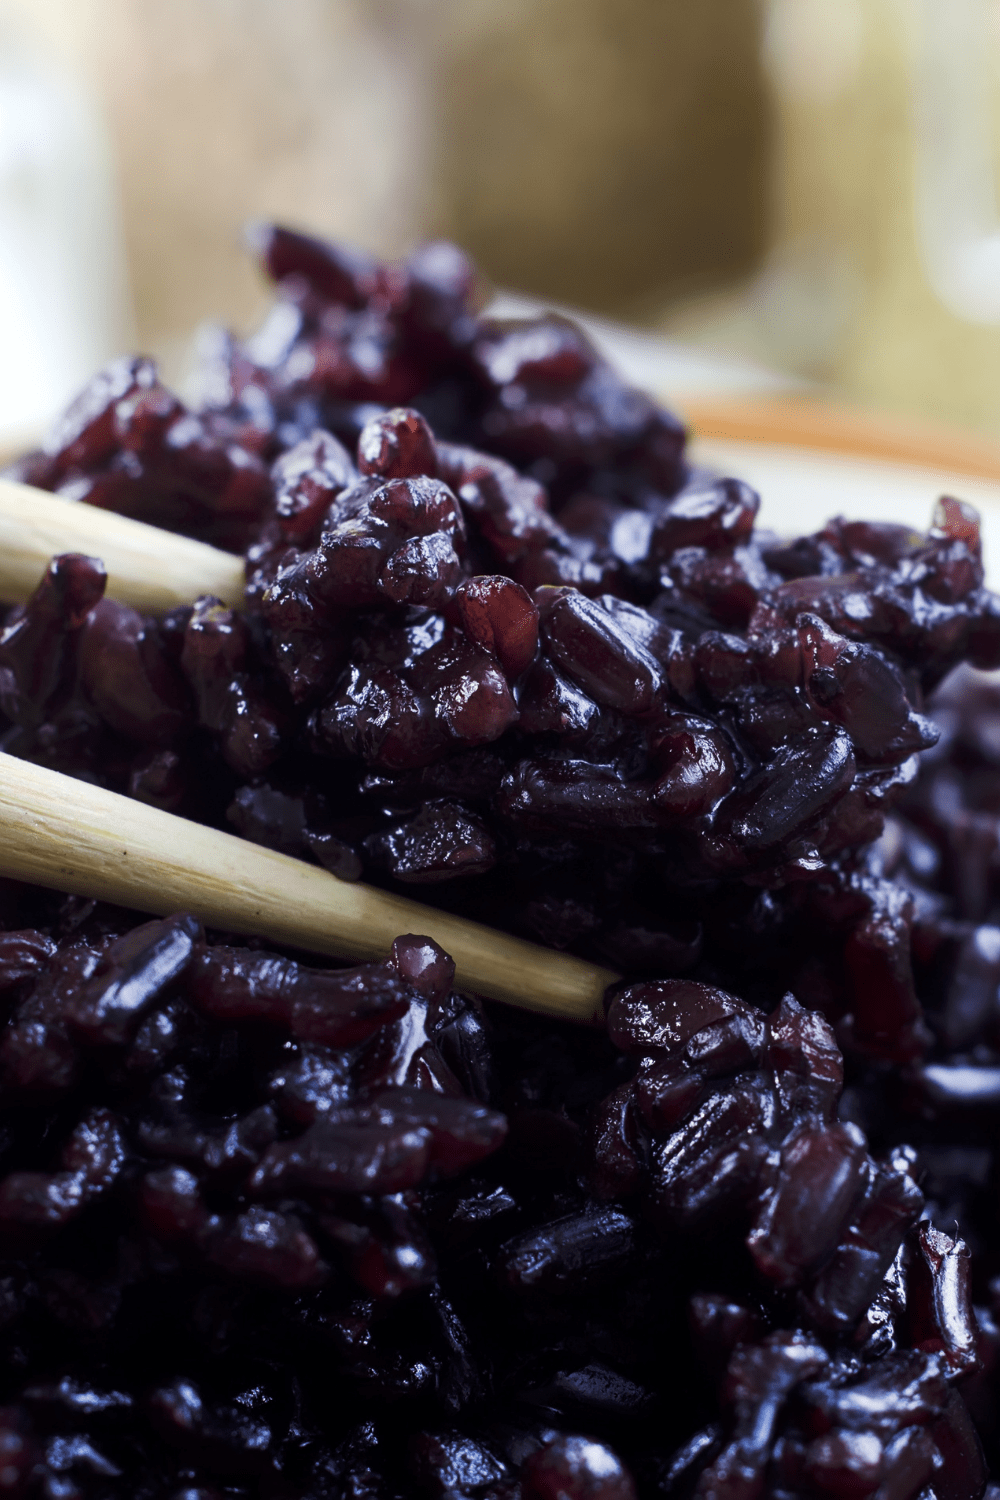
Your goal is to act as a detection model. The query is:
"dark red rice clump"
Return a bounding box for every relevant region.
[0,226,999,1497]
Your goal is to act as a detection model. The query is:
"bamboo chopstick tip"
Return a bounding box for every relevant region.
[0,753,615,1027]
[0,480,246,614]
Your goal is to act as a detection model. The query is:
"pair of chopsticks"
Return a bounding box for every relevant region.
[0,479,616,1025]
[10,397,994,1024]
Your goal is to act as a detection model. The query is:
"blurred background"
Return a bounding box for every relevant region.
[5,0,1000,453]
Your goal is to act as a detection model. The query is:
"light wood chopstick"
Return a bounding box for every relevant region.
[0,754,617,1026]
[0,481,616,1024]
[0,479,245,613]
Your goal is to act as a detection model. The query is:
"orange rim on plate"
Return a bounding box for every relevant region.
[680,395,1000,484]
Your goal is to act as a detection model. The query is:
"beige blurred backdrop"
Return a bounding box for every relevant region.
[663,0,1000,434]
[1,0,771,380]
[6,0,1000,435]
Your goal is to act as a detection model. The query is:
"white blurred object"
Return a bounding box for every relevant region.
[0,6,131,451]
[763,0,864,104]
[911,0,1000,324]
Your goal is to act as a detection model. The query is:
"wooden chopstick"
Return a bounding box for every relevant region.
[0,479,245,613]
[3,398,992,1028]
[0,481,616,1024]
[0,754,617,1025]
